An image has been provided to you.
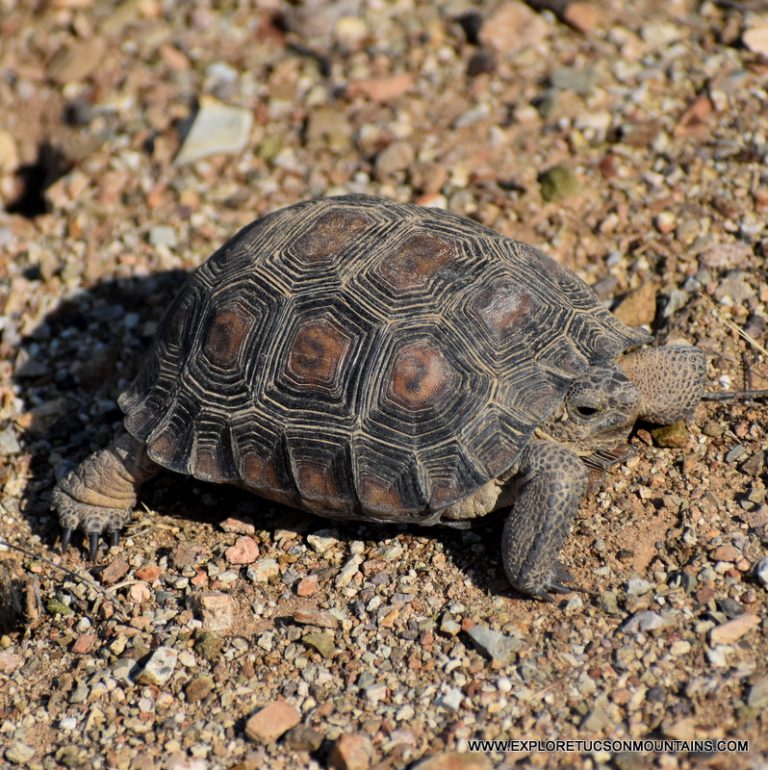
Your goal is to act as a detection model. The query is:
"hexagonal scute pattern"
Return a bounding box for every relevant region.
[120,194,650,522]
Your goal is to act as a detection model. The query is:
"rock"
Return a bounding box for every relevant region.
[292,609,339,629]
[709,613,760,645]
[248,558,279,583]
[712,544,740,563]
[0,428,21,456]
[438,687,463,711]
[651,421,689,449]
[479,1,548,57]
[194,631,223,662]
[148,225,177,248]
[225,536,259,565]
[296,574,320,596]
[171,542,208,568]
[613,283,656,327]
[47,599,73,616]
[538,165,580,201]
[301,631,336,658]
[244,700,301,744]
[48,37,107,83]
[306,107,353,151]
[412,753,492,770]
[0,129,19,173]
[72,633,97,654]
[220,516,255,535]
[306,529,339,553]
[5,742,35,764]
[551,66,596,95]
[697,242,752,269]
[743,23,768,56]
[563,2,602,33]
[346,73,414,101]
[100,557,130,585]
[190,591,235,633]
[135,564,160,581]
[740,451,764,476]
[284,724,324,752]
[621,611,664,634]
[754,557,768,589]
[363,682,387,703]
[582,700,615,732]
[135,646,178,687]
[185,675,214,703]
[0,651,21,674]
[175,96,253,165]
[375,141,414,180]
[663,717,696,740]
[335,555,363,588]
[465,624,522,664]
[334,16,369,49]
[747,676,768,710]
[725,445,747,463]
[328,733,375,770]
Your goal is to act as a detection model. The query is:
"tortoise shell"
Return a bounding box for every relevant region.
[118,195,648,524]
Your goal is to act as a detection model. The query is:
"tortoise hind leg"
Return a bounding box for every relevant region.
[52,431,159,559]
[501,440,587,601]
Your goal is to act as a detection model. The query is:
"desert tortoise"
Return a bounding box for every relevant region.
[52,194,706,600]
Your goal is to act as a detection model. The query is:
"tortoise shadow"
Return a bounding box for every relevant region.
[14,270,512,597]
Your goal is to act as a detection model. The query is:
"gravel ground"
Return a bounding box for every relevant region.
[1,1,767,768]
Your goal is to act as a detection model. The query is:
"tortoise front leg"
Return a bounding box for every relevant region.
[52,430,159,559]
[501,440,587,601]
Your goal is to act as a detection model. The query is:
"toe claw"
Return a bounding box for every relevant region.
[547,580,572,595]
[88,531,100,561]
[109,530,120,548]
[60,527,73,552]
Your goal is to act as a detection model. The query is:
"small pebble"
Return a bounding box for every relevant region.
[291,609,339,629]
[465,624,522,664]
[328,733,374,770]
[220,517,255,535]
[621,611,664,634]
[306,529,339,553]
[244,700,301,744]
[301,631,336,658]
[5,743,35,765]
[190,591,235,633]
[135,646,178,687]
[248,558,279,583]
[225,536,259,565]
[175,96,253,165]
[753,558,768,589]
[538,165,580,201]
[709,614,760,645]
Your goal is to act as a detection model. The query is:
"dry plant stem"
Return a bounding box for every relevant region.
[701,390,768,401]
[0,539,130,622]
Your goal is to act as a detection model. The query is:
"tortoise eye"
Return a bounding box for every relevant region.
[575,405,599,417]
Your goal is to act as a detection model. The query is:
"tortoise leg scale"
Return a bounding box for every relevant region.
[52,431,159,559]
[501,440,588,601]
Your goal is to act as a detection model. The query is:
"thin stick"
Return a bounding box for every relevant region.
[698,291,768,358]
[702,390,768,401]
[0,539,131,623]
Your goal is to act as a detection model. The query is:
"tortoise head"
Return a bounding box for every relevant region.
[541,364,641,452]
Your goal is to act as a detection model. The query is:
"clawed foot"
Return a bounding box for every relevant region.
[514,562,580,603]
[52,487,128,561]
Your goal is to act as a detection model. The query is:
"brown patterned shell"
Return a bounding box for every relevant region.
[118,195,649,523]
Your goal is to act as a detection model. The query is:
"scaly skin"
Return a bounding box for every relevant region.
[52,431,159,558]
